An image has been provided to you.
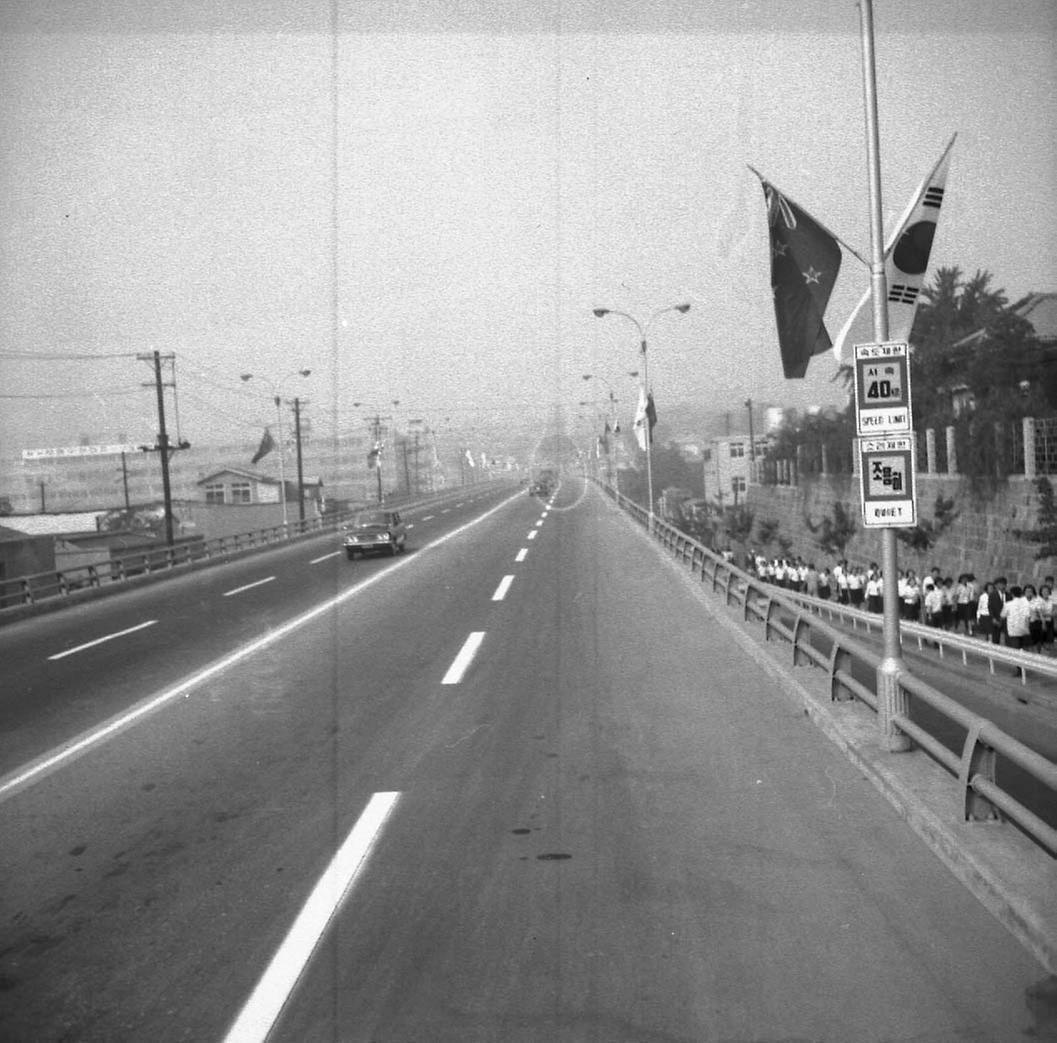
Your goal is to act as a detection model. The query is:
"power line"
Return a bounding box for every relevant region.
[0,351,140,360]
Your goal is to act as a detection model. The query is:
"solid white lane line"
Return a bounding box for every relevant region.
[515,548,528,562]
[223,576,276,597]
[442,632,485,684]
[222,791,401,1043]
[48,620,158,662]
[309,551,341,564]
[527,530,537,540]
[491,575,515,601]
[0,491,525,804]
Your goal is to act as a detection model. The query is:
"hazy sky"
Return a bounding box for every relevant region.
[2,0,1055,454]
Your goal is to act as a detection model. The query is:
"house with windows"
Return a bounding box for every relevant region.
[197,468,282,506]
[702,436,768,508]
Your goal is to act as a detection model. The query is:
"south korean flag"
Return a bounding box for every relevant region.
[833,134,956,362]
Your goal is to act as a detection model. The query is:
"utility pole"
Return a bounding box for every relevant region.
[293,397,306,524]
[374,414,383,503]
[119,452,131,511]
[745,398,755,484]
[138,350,189,547]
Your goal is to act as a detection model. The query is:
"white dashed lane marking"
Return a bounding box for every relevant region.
[491,575,515,601]
[223,577,276,597]
[223,792,401,1043]
[442,632,485,684]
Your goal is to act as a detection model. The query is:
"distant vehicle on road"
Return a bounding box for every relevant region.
[343,509,407,559]
[528,466,558,497]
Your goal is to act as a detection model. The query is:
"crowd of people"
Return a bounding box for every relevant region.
[740,550,1056,653]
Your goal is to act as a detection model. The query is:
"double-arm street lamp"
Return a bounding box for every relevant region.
[592,303,690,524]
[241,368,311,527]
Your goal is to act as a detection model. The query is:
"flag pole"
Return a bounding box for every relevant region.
[859,0,909,752]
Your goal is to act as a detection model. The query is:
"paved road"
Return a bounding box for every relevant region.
[1,478,1053,1041]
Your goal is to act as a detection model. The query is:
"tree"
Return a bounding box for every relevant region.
[909,267,1038,424]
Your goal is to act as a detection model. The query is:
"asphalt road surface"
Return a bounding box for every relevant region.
[1,477,1053,1041]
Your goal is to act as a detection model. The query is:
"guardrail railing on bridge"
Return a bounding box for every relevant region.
[599,481,1057,860]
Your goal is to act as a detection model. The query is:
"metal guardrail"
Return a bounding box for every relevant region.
[780,590,1057,691]
[600,481,1057,859]
[0,483,503,615]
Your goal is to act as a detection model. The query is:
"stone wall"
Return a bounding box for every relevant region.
[743,474,1056,585]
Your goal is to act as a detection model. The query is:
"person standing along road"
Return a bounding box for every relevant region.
[1000,585,1031,651]
[977,581,997,643]
[987,580,1007,645]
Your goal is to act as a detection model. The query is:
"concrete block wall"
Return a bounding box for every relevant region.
[744,474,1057,585]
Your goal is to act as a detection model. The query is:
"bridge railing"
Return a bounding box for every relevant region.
[0,484,500,615]
[601,482,1057,859]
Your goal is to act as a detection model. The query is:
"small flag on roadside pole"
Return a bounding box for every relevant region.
[753,170,843,379]
[251,428,275,464]
[633,387,657,451]
[832,134,956,361]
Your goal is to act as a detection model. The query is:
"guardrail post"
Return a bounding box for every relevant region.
[21,578,34,604]
[829,643,854,701]
[959,722,1001,822]
[792,615,811,666]
[764,598,778,642]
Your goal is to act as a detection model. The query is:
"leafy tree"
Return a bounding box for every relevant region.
[804,501,858,557]
[1013,477,1057,560]
[909,267,1039,425]
[895,493,959,552]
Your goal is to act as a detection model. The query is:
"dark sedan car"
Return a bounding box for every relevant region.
[342,509,407,559]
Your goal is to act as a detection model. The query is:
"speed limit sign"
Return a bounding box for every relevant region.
[854,342,911,436]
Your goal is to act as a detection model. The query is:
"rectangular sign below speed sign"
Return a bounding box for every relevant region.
[854,341,911,436]
[859,435,917,527]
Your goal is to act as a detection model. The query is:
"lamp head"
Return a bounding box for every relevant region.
[240,373,253,382]
[592,308,608,318]
[675,303,691,314]
[299,368,311,377]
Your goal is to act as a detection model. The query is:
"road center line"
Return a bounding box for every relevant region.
[309,550,341,564]
[222,791,401,1043]
[442,631,485,684]
[48,620,158,661]
[422,514,435,521]
[527,530,537,540]
[491,575,515,601]
[223,576,276,597]
[515,548,528,562]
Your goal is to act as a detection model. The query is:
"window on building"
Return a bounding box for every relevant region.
[231,481,252,504]
[730,444,745,458]
[732,476,746,493]
[205,483,225,505]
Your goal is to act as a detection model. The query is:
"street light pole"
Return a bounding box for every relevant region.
[592,304,690,528]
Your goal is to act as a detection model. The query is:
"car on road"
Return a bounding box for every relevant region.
[342,509,407,559]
